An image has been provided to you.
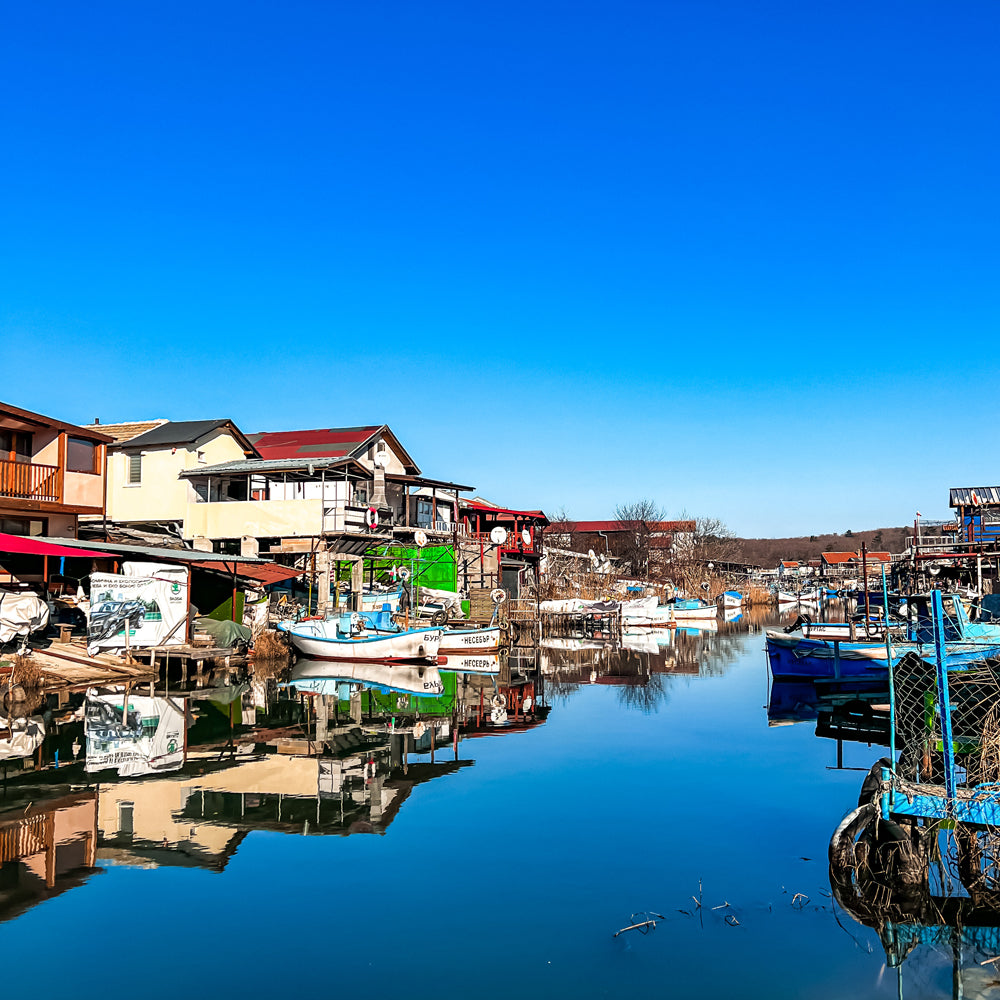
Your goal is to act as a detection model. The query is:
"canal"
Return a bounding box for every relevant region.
[0,613,969,998]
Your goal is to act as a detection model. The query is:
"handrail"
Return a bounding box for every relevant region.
[0,459,59,502]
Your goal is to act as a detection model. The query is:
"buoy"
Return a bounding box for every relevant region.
[490,588,507,605]
[492,693,506,709]
[366,507,379,529]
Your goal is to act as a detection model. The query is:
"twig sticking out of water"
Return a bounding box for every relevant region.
[613,911,665,938]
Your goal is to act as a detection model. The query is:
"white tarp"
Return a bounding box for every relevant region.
[0,715,45,761]
[0,591,49,645]
[84,691,185,776]
[417,586,465,618]
[87,564,188,656]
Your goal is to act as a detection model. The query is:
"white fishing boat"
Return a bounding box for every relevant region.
[361,589,403,612]
[776,590,798,605]
[671,598,718,620]
[440,652,502,674]
[621,596,675,627]
[277,614,441,663]
[438,625,504,653]
[717,591,743,610]
[288,658,445,696]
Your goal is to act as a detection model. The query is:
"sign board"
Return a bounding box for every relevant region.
[84,692,185,776]
[87,567,187,656]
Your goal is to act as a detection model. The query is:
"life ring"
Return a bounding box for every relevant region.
[366,507,379,530]
[398,567,410,582]
[492,693,506,709]
[430,609,448,626]
[490,589,507,605]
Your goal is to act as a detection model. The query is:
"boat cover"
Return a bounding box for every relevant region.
[0,591,49,645]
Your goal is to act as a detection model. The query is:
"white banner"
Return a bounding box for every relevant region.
[84,692,185,776]
[88,569,187,655]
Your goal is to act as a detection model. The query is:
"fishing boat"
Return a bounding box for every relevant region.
[361,589,403,613]
[621,596,676,627]
[288,657,445,696]
[277,613,442,663]
[671,598,718,621]
[717,591,743,610]
[776,590,798,605]
[765,592,1000,680]
[438,625,504,653]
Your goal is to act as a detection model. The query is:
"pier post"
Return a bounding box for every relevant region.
[931,589,957,809]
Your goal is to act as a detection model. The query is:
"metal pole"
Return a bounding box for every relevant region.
[882,566,896,772]
[932,589,957,808]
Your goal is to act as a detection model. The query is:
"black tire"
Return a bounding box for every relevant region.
[430,610,448,626]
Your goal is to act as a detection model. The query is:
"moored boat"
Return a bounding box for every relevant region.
[278,613,442,663]
[438,625,504,653]
[718,590,743,610]
[671,598,718,620]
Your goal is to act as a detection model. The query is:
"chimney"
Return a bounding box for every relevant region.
[371,464,387,509]
[94,418,100,425]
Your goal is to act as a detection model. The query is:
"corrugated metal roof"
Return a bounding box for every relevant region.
[82,419,167,443]
[950,487,1000,507]
[556,519,696,533]
[179,457,366,477]
[32,535,278,565]
[249,426,381,459]
[124,420,242,449]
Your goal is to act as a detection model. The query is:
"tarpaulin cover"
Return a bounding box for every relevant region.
[0,591,49,644]
[0,716,45,761]
[195,616,252,648]
[0,532,115,559]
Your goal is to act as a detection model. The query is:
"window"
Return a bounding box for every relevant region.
[0,430,31,461]
[416,499,433,528]
[197,450,206,464]
[127,453,142,484]
[66,437,97,473]
[0,517,46,536]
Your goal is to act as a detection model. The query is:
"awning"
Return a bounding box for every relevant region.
[0,532,116,560]
[188,559,303,585]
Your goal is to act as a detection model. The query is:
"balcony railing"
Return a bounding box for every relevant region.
[0,459,59,502]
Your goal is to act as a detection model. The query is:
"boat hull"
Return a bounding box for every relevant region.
[289,659,445,696]
[279,621,442,663]
[438,626,503,654]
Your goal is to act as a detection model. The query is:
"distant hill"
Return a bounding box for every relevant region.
[738,527,911,566]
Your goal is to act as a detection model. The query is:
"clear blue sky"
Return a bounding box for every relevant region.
[2,1,997,536]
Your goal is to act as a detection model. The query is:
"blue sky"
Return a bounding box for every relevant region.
[2,1,997,536]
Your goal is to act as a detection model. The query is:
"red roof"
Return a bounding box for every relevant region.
[461,500,549,524]
[0,533,116,559]
[248,426,381,460]
[821,551,857,564]
[781,561,799,568]
[187,559,303,585]
[555,520,696,534]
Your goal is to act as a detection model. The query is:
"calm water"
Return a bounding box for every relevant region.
[0,613,974,998]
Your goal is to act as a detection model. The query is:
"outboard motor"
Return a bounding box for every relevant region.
[783,612,812,634]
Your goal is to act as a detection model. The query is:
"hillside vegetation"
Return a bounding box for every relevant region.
[738,526,911,566]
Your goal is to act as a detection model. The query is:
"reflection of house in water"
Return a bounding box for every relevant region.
[0,791,99,921]
[98,740,472,864]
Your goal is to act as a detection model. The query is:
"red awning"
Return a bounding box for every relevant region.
[0,532,116,560]
[187,559,304,585]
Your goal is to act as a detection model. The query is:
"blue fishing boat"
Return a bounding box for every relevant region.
[766,592,1000,680]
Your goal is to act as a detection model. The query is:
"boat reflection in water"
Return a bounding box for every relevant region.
[830,798,1000,998]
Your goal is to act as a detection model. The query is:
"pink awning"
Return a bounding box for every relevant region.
[0,533,116,559]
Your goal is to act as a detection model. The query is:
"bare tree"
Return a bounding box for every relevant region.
[665,514,742,594]
[614,498,666,579]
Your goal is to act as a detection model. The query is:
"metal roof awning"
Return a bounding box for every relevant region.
[190,560,303,585]
[0,533,117,560]
[950,487,1000,508]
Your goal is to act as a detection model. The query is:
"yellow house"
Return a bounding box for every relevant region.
[94,419,259,533]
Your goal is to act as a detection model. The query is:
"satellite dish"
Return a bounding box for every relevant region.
[414,529,428,548]
[373,451,389,469]
[490,526,508,545]
[521,529,531,547]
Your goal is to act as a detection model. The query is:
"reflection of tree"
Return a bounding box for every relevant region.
[615,672,672,714]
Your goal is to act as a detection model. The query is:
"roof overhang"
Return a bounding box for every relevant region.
[0,402,113,443]
[0,532,117,559]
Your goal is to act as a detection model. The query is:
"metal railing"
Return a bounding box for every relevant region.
[0,459,59,502]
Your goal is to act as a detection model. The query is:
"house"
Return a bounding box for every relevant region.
[180,424,471,553]
[819,550,892,581]
[950,487,1000,545]
[88,418,259,536]
[544,519,695,578]
[0,400,111,539]
[458,499,549,598]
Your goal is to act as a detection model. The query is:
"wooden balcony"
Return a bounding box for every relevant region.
[0,459,59,503]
